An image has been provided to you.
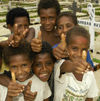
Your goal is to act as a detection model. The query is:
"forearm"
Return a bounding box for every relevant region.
[60,60,74,74]
[85,98,93,101]
[44,98,49,101]
[0,74,10,87]
[5,96,13,101]
[0,40,8,47]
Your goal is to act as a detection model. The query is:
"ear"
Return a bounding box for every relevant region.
[7,24,13,32]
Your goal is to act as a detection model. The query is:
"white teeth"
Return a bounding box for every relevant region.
[39,74,48,78]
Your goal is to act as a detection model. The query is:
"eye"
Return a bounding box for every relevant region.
[11,65,17,69]
[57,26,63,30]
[35,63,42,67]
[41,17,46,21]
[22,64,27,67]
[46,61,53,66]
[49,17,54,21]
[72,47,78,51]
[66,24,73,28]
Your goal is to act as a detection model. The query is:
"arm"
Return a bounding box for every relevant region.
[0,40,8,47]
[25,27,35,43]
[44,98,49,101]
[0,74,10,87]
[85,98,93,101]
[5,96,13,101]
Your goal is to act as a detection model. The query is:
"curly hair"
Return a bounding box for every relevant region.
[6,7,30,26]
[38,0,60,16]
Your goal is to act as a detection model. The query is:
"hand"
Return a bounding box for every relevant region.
[7,81,25,98]
[53,34,68,59]
[31,31,42,52]
[8,24,28,47]
[24,80,37,101]
[70,55,91,74]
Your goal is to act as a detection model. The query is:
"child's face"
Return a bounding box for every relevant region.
[57,16,75,36]
[39,8,57,32]
[67,35,89,58]
[33,53,54,82]
[8,17,29,34]
[9,54,32,82]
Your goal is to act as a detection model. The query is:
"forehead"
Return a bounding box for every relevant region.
[70,35,89,45]
[35,53,52,61]
[57,16,74,25]
[39,8,57,16]
[14,17,29,24]
[9,54,30,63]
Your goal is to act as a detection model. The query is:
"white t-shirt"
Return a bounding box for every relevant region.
[0,75,51,101]
[54,59,99,101]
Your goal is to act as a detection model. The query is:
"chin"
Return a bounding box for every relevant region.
[17,78,27,82]
[39,78,48,82]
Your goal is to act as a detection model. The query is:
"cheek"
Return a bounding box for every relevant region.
[23,68,31,73]
[48,65,54,73]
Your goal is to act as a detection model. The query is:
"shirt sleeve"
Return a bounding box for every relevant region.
[43,82,52,100]
[86,72,99,98]
[0,85,7,101]
[54,59,65,83]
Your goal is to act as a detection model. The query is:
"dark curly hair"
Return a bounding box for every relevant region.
[3,40,33,65]
[66,26,90,47]
[6,7,30,26]
[56,11,78,26]
[38,0,60,16]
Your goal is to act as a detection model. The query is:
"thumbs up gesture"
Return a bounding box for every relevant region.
[31,31,42,52]
[53,34,68,60]
[24,80,37,101]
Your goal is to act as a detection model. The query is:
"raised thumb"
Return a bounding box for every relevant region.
[82,50,87,60]
[61,33,66,48]
[37,31,42,40]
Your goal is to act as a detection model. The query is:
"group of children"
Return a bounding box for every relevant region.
[0,0,99,101]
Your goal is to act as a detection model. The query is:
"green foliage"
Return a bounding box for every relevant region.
[97,96,100,101]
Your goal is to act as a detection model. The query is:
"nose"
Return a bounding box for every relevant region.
[42,64,47,71]
[17,67,22,74]
[77,51,82,57]
[46,19,50,25]
[63,26,68,34]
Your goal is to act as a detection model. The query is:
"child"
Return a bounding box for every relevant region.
[0,40,51,101]
[32,41,56,101]
[0,7,35,47]
[0,7,35,85]
[53,12,94,68]
[54,26,98,101]
[31,0,61,52]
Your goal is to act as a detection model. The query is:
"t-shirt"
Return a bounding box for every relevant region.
[53,44,94,68]
[0,75,51,101]
[54,59,99,101]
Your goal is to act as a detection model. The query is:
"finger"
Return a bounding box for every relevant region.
[14,24,18,35]
[31,38,42,44]
[61,33,66,49]
[24,92,37,100]
[82,50,87,60]
[22,28,29,38]
[37,31,42,40]
[26,80,32,91]
[11,71,16,82]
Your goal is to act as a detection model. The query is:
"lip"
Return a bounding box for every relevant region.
[39,73,49,81]
[44,26,52,29]
[17,75,28,82]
